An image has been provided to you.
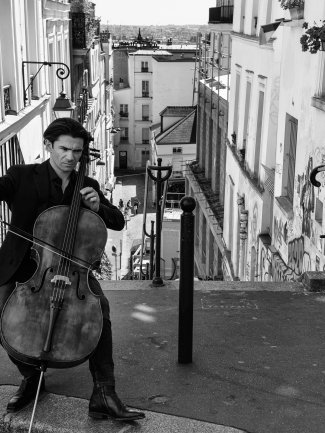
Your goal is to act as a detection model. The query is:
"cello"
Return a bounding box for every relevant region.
[0,135,106,431]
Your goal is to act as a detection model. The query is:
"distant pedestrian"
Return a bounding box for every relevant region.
[118,198,124,210]
[133,200,139,215]
[126,200,131,210]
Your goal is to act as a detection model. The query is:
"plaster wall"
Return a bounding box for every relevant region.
[271,0,325,280]
[152,61,194,124]
[229,36,278,178]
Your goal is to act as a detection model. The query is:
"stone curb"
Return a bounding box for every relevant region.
[0,386,246,433]
[100,279,305,292]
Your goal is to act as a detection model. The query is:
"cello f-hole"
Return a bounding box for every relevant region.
[73,271,84,300]
[30,267,53,293]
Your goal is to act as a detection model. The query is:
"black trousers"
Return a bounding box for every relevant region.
[0,276,115,387]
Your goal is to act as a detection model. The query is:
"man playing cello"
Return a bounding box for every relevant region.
[0,118,144,421]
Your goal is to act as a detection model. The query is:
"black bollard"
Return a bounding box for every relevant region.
[178,196,196,364]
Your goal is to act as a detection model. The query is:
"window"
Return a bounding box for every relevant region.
[142,128,149,144]
[142,81,149,97]
[141,149,150,166]
[243,75,252,150]
[120,127,129,141]
[282,114,298,203]
[254,89,265,178]
[173,147,182,154]
[141,61,149,72]
[142,104,149,120]
[315,197,323,225]
[233,67,241,144]
[82,69,89,87]
[119,104,128,117]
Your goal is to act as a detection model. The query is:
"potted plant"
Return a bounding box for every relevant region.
[279,0,304,20]
[300,20,325,54]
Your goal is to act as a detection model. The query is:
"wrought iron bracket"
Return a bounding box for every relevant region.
[310,164,325,188]
[22,61,70,107]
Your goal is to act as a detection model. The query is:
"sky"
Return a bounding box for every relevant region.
[93,0,215,26]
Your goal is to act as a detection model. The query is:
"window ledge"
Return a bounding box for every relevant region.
[275,196,293,219]
[311,96,325,112]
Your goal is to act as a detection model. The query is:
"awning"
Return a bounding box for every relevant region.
[259,20,284,45]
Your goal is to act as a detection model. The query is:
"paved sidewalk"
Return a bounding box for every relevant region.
[1,280,325,433]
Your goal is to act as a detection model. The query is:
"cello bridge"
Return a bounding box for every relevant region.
[51,275,72,286]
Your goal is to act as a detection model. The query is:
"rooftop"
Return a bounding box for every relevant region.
[159,106,195,117]
[156,108,197,145]
[201,73,231,101]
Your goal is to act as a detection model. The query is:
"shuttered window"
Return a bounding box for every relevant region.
[285,115,298,203]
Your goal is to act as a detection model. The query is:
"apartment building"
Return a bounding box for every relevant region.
[0,0,72,244]
[222,0,325,282]
[185,0,233,280]
[267,0,325,281]
[112,43,196,170]
[223,0,282,280]
[70,1,115,196]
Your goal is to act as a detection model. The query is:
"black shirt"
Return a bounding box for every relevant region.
[47,161,77,207]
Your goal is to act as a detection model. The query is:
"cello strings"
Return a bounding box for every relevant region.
[54,154,86,304]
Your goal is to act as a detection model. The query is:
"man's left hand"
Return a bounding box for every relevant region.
[80,187,100,212]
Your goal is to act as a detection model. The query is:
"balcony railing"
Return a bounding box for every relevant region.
[209,1,234,24]
[141,67,149,72]
[142,139,149,144]
[188,162,224,229]
[120,112,129,118]
[142,92,149,97]
[142,116,149,121]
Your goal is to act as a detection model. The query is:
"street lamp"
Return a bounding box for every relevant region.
[52,92,75,118]
[107,127,121,134]
[22,61,75,117]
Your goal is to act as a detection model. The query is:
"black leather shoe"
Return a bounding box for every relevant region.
[89,384,145,421]
[7,375,45,413]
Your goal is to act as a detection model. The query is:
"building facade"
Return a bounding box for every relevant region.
[185,0,233,280]
[112,44,197,170]
[222,0,325,282]
[0,0,72,244]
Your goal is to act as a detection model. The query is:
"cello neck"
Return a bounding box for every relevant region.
[60,143,89,259]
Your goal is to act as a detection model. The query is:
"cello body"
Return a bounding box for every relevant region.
[0,205,107,368]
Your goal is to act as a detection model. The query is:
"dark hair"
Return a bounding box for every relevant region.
[43,118,90,146]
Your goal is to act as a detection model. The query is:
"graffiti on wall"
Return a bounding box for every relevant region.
[287,236,311,276]
[298,157,315,238]
[273,216,288,248]
[259,236,313,282]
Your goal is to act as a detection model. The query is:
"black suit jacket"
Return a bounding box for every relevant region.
[0,160,124,286]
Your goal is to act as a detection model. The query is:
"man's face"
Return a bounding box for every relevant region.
[46,135,84,176]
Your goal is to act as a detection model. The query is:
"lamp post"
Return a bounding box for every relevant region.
[112,245,118,280]
[147,158,172,287]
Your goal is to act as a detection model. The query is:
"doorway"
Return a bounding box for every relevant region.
[119,151,127,169]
